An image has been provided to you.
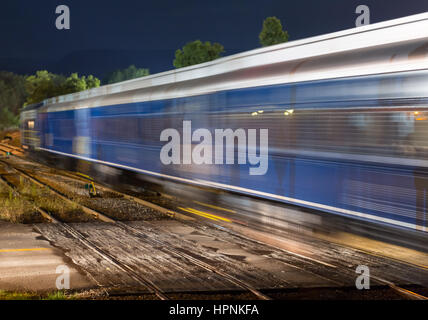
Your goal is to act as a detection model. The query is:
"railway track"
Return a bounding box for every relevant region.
[0,142,24,156]
[0,170,168,299]
[0,158,271,300]
[218,224,428,301]
[1,153,428,300]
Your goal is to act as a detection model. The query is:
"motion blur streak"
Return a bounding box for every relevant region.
[178,207,232,222]
[21,13,428,232]
[193,201,236,213]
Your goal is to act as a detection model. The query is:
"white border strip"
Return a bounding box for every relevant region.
[38,147,426,232]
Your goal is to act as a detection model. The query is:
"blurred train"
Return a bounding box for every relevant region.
[21,13,428,232]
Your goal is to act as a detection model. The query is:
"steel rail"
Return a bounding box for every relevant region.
[4,157,427,300]
[1,158,271,300]
[0,161,168,300]
[211,221,428,301]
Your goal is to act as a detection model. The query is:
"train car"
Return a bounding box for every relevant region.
[27,13,428,232]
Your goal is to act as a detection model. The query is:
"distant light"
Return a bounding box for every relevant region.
[284,109,294,116]
[258,110,264,114]
[414,111,420,115]
[251,112,258,116]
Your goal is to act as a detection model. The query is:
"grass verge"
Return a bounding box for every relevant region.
[0,290,76,300]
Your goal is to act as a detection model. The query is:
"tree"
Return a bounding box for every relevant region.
[85,75,101,89]
[0,71,27,115]
[0,73,24,129]
[25,71,100,105]
[259,17,289,47]
[173,40,224,69]
[0,107,19,130]
[61,73,88,95]
[0,70,100,129]
[103,65,150,85]
[25,71,65,105]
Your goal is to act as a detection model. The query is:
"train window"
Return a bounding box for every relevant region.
[28,121,35,129]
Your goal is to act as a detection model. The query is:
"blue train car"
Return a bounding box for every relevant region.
[29,13,428,232]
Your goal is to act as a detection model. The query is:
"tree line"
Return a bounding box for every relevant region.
[0,16,288,130]
[0,71,102,130]
[0,66,150,130]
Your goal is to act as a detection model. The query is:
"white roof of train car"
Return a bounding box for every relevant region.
[42,12,428,111]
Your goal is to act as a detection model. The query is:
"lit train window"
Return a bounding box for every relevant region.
[28,121,35,129]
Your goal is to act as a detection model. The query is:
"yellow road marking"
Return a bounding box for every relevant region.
[187,208,230,222]
[0,248,50,253]
[179,207,221,221]
[75,172,94,181]
[193,201,236,213]
[178,207,232,222]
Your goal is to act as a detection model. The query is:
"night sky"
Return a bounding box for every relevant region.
[1,0,428,79]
